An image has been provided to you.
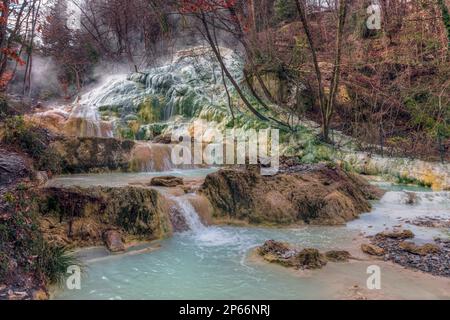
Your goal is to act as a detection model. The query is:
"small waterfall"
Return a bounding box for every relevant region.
[66,103,114,138]
[130,142,175,172]
[129,140,199,172]
[168,194,242,247]
[31,103,114,138]
[170,195,206,233]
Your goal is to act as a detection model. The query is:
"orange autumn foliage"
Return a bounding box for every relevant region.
[179,0,237,13]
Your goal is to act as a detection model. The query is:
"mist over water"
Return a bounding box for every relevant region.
[53,46,243,139]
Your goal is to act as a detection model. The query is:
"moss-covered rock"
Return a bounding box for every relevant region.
[200,164,383,225]
[361,243,385,256]
[375,229,415,240]
[257,241,350,270]
[39,185,172,248]
[325,250,352,262]
[51,136,135,173]
[399,241,442,256]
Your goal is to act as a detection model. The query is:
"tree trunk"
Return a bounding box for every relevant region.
[228,4,278,105]
[200,12,269,122]
[325,0,348,143]
[294,0,328,140]
[0,0,11,84]
[295,0,348,143]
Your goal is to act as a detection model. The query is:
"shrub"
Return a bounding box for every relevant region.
[34,240,80,285]
[2,116,63,174]
[0,187,81,286]
[274,0,298,23]
[3,116,47,157]
[395,174,432,188]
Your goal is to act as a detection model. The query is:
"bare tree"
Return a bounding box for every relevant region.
[295,0,348,142]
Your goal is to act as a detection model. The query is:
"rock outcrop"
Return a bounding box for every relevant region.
[295,249,328,269]
[150,176,184,187]
[343,152,450,190]
[0,149,30,186]
[257,240,351,270]
[325,250,352,262]
[201,164,382,225]
[39,185,172,249]
[51,136,135,173]
[398,241,441,256]
[0,149,32,212]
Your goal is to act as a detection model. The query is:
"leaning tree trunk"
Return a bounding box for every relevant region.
[294,0,328,140]
[325,0,348,143]
[200,12,269,122]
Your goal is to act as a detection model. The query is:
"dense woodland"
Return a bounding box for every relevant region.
[0,0,449,159]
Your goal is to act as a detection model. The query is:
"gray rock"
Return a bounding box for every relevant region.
[103,230,125,252]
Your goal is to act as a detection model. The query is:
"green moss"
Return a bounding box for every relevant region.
[395,174,432,188]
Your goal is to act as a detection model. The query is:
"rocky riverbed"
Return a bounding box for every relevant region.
[362,230,450,278]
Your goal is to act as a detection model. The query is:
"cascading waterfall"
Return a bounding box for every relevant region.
[32,46,242,140]
[168,194,243,247]
[66,103,114,138]
[170,195,207,233]
[70,46,243,137]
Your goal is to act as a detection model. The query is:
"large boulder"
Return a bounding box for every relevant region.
[200,164,382,225]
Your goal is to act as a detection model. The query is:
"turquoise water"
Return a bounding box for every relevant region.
[51,176,450,300]
[55,226,357,300]
[47,168,219,188]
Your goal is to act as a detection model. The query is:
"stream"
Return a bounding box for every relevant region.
[39,45,449,300]
[50,170,450,300]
